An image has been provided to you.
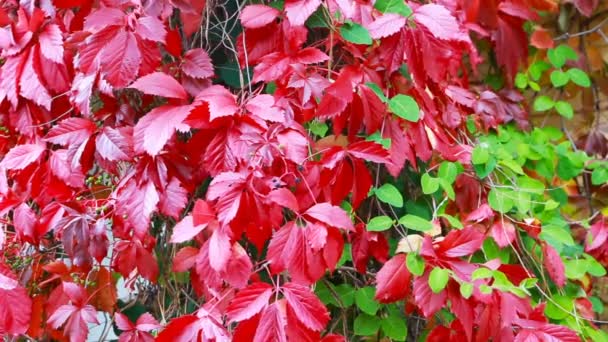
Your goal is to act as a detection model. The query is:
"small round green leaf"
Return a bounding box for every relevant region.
[375,183,404,207]
[367,215,394,232]
[389,94,420,122]
[340,21,373,45]
[354,314,381,336]
[533,96,554,112]
[355,287,380,315]
[421,173,439,194]
[406,252,425,276]
[567,68,591,87]
[550,70,569,87]
[429,267,449,293]
[555,101,573,119]
[398,215,433,232]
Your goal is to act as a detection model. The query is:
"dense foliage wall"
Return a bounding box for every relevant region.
[0,0,607,341]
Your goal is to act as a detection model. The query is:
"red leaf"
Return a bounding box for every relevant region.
[571,0,598,17]
[170,215,207,243]
[136,16,167,43]
[375,254,411,303]
[281,282,330,331]
[490,220,516,248]
[172,246,199,272]
[226,282,274,322]
[284,0,322,26]
[254,301,287,342]
[530,27,554,49]
[414,4,468,41]
[1,143,45,170]
[129,72,188,99]
[182,48,214,79]
[39,24,64,64]
[347,141,391,164]
[434,227,484,258]
[304,203,354,231]
[0,264,32,335]
[367,13,406,39]
[192,200,215,226]
[95,126,133,161]
[194,85,238,121]
[267,188,299,212]
[206,172,246,224]
[542,243,565,288]
[99,30,142,87]
[47,283,99,342]
[240,5,280,29]
[133,104,193,156]
[209,227,232,271]
[44,118,96,146]
[20,50,52,110]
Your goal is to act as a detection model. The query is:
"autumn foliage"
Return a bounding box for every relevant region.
[0,0,607,341]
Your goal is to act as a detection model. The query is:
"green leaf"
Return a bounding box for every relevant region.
[355,287,380,315]
[340,21,373,45]
[375,183,404,207]
[439,178,455,200]
[550,70,569,87]
[564,259,587,279]
[548,45,577,68]
[389,94,420,122]
[555,101,573,119]
[567,68,591,87]
[471,146,489,165]
[308,120,328,137]
[381,314,407,341]
[529,61,551,81]
[367,216,394,232]
[515,73,528,89]
[366,83,388,103]
[421,173,439,194]
[540,225,575,247]
[354,314,381,336]
[533,96,554,112]
[315,281,338,306]
[399,215,433,232]
[500,159,524,175]
[488,188,514,213]
[366,131,391,149]
[460,283,474,299]
[374,0,412,17]
[585,255,606,277]
[438,162,460,184]
[529,80,541,91]
[439,214,464,229]
[472,268,494,280]
[592,167,608,185]
[335,284,356,307]
[544,295,574,320]
[517,176,545,194]
[406,253,425,276]
[428,267,450,293]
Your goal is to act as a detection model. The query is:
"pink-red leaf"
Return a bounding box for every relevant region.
[44,118,96,146]
[226,282,274,322]
[281,282,330,331]
[129,72,188,99]
[304,203,354,231]
[0,265,32,335]
[182,48,214,79]
[240,5,280,29]
[375,254,411,303]
[542,243,566,288]
[1,143,45,170]
[134,105,192,156]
